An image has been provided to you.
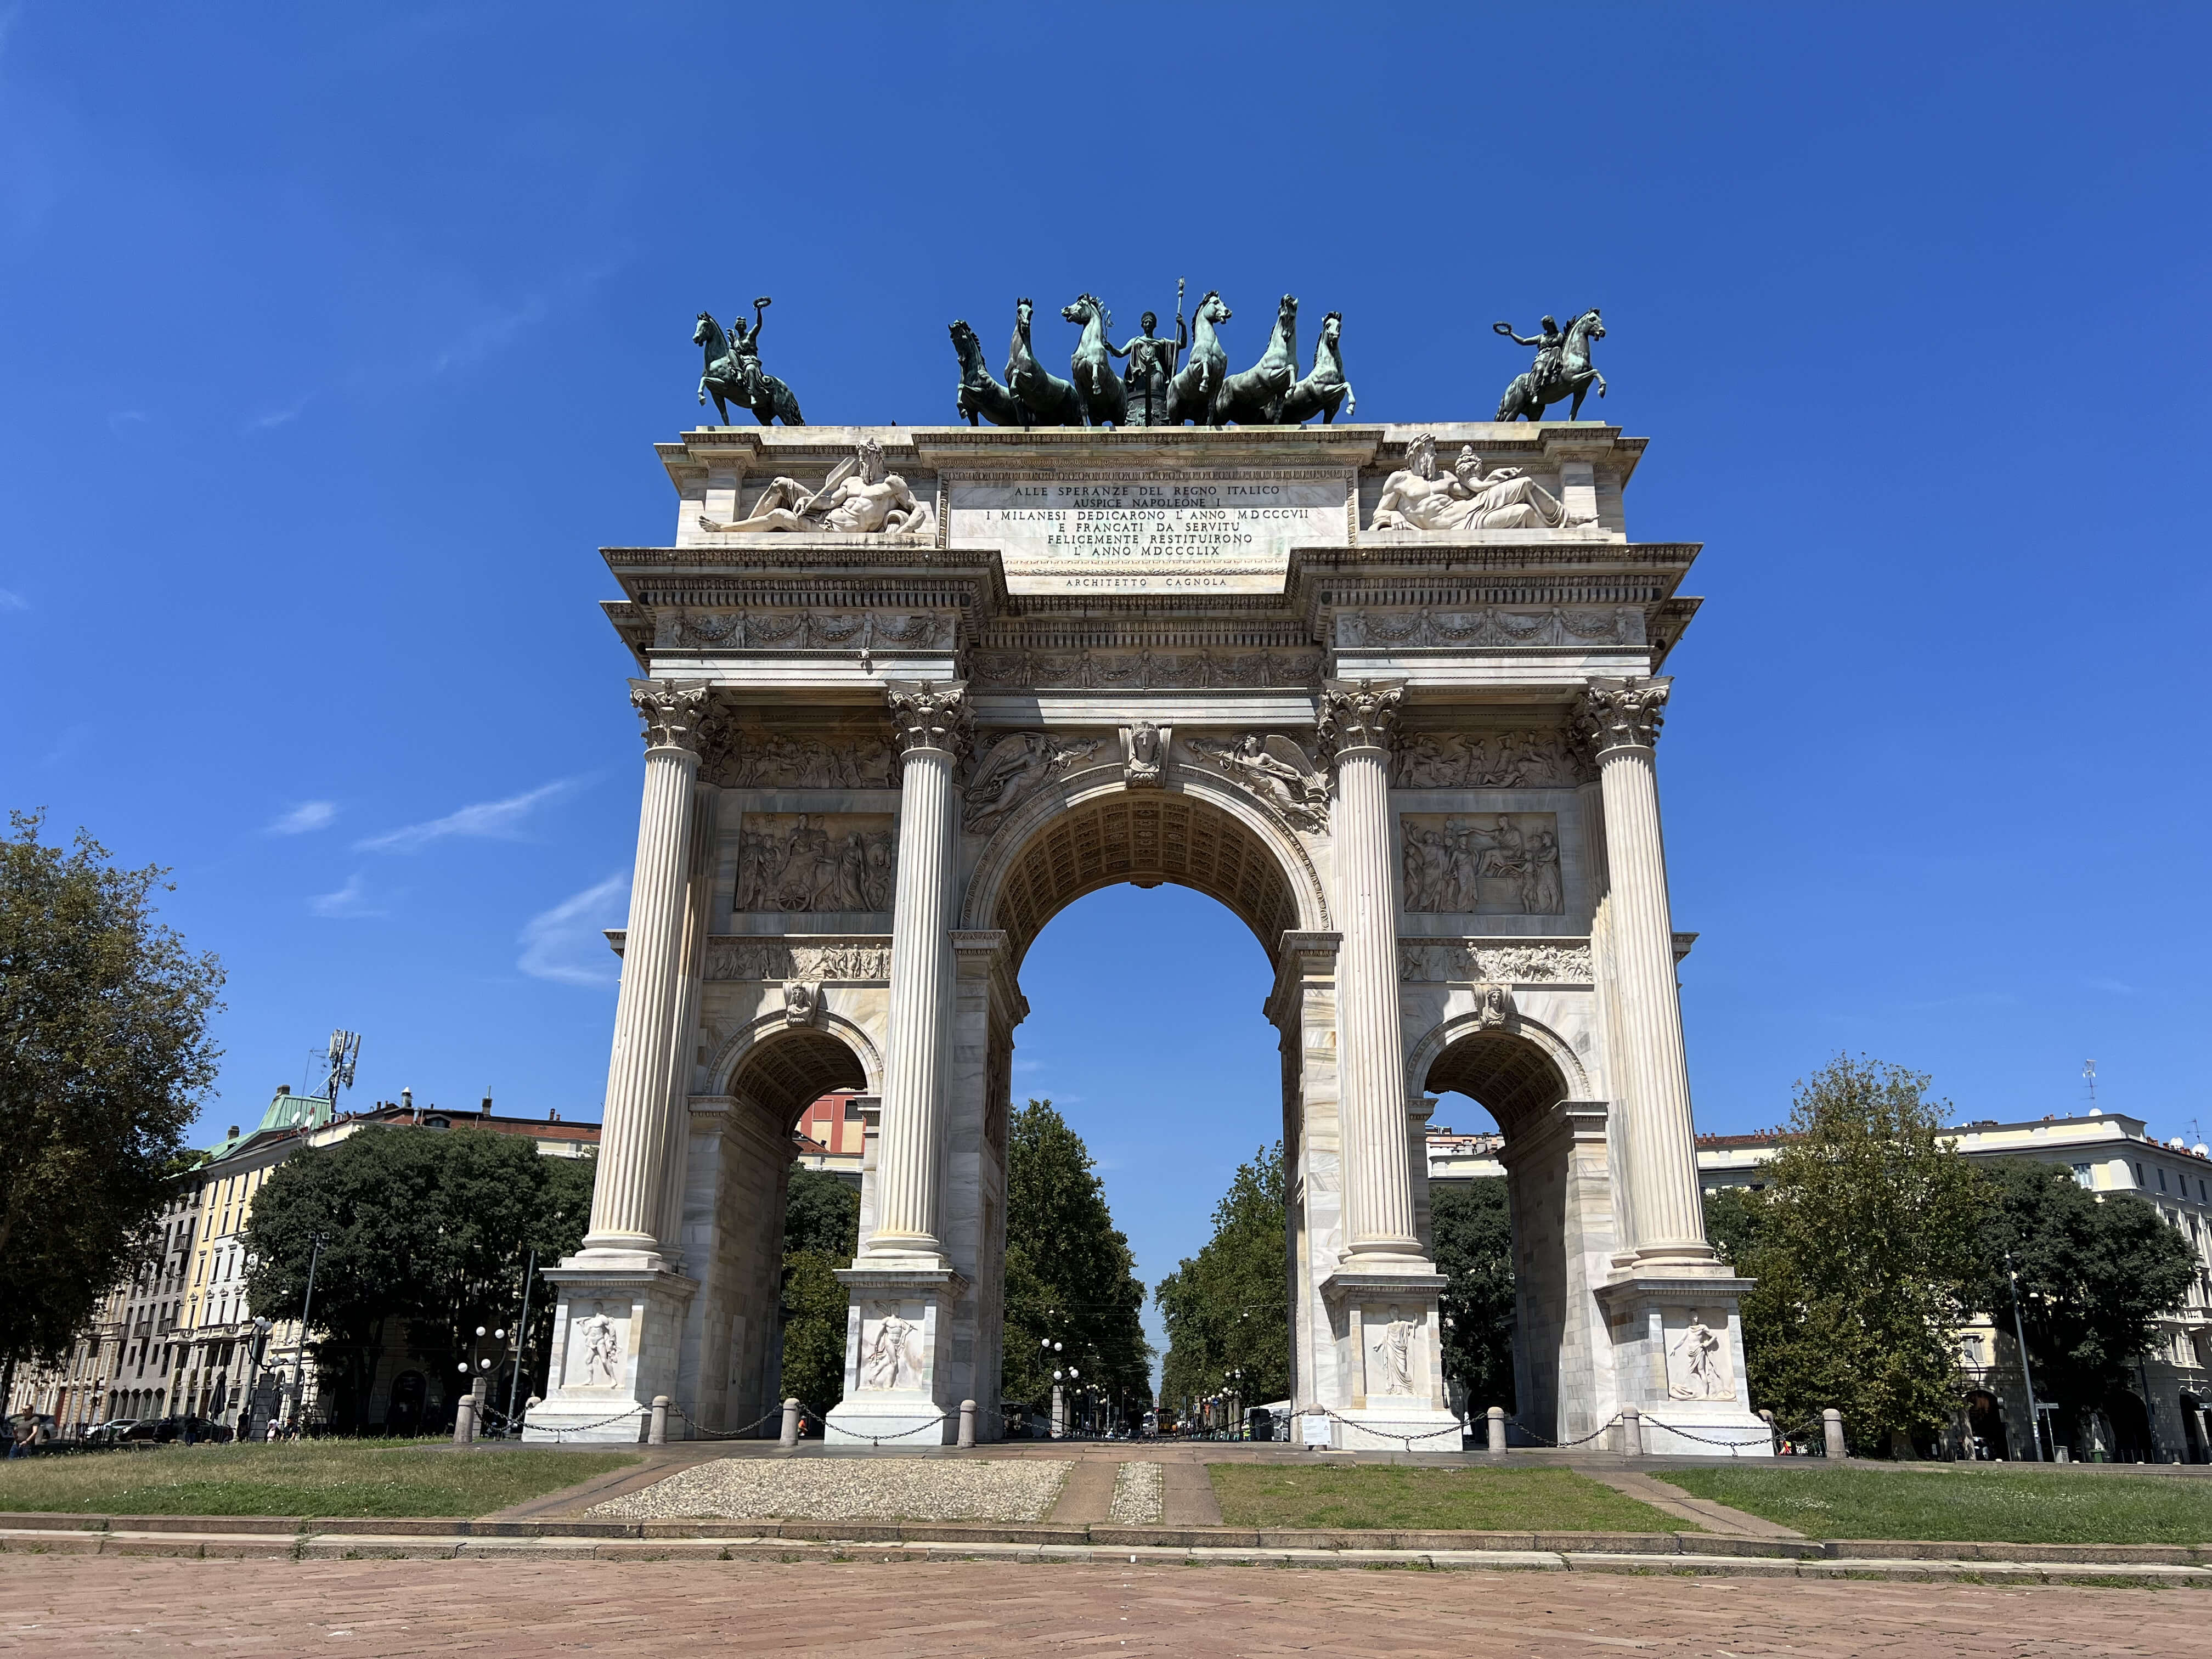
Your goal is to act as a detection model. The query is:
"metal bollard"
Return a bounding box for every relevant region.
[780,1398,802,1448]
[958,1398,977,1448]
[1621,1405,1644,1458]
[648,1395,670,1447]
[452,1396,475,1445]
[1822,1407,1846,1460]
[1486,1405,1507,1454]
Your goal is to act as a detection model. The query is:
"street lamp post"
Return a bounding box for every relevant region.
[2007,1254,2046,1463]
[286,1232,327,1437]
[504,1246,539,1434]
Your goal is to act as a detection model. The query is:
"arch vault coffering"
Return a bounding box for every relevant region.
[964,782,1316,969]
[725,1025,868,1124]
[1423,1029,1573,1137]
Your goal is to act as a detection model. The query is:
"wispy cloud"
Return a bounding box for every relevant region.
[355,779,576,853]
[517,873,629,986]
[309,872,385,919]
[267,800,337,836]
[1903,989,2019,1013]
[2082,976,2138,996]
[0,587,26,613]
[247,394,312,432]
[106,410,148,434]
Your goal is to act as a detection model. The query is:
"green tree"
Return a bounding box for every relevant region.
[244,1127,591,1429]
[1154,1143,1288,1413]
[1431,1181,1516,1413]
[1702,1184,1770,1269]
[0,812,223,1388]
[1731,1056,1991,1455]
[1002,1101,1152,1420]
[778,1164,859,1412]
[1973,1159,2198,1448]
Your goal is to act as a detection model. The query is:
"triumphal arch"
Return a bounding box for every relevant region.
[524,417,1768,1453]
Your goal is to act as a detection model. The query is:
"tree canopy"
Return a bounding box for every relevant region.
[1723,1055,1990,1454]
[243,1126,591,1426]
[1001,1100,1152,1417]
[1431,1180,1516,1413]
[778,1164,860,1412]
[1972,1158,2198,1446]
[1154,1142,1288,1411]
[0,811,222,1372]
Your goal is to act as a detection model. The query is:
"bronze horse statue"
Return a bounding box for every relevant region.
[1283,310,1355,425]
[1005,297,1084,426]
[1165,290,1232,425]
[1212,294,1299,425]
[1062,294,1127,427]
[949,319,1030,427]
[695,300,804,426]
[1495,309,1606,421]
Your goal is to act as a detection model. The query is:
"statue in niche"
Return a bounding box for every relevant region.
[1401,814,1561,915]
[1494,309,1607,422]
[782,980,819,1028]
[962,732,1102,833]
[1369,1313,1416,1395]
[1469,982,1516,1031]
[693,298,805,426]
[734,817,895,913]
[1122,721,1166,788]
[1187,733,1330,831]
[1669,1311,1731,1401]
[862,1311,924,1391]
[699,437,935,537]
[1368,434,1594,534]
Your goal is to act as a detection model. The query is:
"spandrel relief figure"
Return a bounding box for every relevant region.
[1187,733,1329,831]
[1368,435,1595,534]
[700,438,935,537]
[962,731,1102,833]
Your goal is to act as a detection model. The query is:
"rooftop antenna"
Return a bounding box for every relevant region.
[325,1029,362,1110]
[2083,1058,2098,1114]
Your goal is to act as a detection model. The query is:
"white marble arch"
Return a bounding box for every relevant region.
[956,761,1334,965]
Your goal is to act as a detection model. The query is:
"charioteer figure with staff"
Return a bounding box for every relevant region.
[1110,278,1188,427]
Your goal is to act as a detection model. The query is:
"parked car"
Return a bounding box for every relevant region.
[82,1419,139,1446]
[121,1415,233,1445]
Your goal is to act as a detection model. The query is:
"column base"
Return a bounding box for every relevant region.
[1596,1271,1771,1458]
[824,1264,968,1449]
[522,1264,696,1443]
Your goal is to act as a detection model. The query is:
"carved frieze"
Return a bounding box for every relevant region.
[733,814,895,913]
[962,731,1103,833]
[705,726,898,791]
[1184,733,1330,831]
[1401,812,1561,915]
[703,936,891,983]
[1338,607,1644,650]
[656,610,952,652]
[967,646,1324,690]
[1397,940,1593,984]
[1393,730,1586,789]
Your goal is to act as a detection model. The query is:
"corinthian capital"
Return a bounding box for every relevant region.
[1317,678,1404,761]
[629,679,711,753]
[1575,677,1670,757]
[884,679,971,761]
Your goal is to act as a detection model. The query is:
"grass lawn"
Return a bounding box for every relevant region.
[0,1443,635,1519]
[1667,1465,2212,1545]
[1208,1464,1685,1533]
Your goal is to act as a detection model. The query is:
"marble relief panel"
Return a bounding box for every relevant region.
[733,813,895,913]
[1400,812,1562,915]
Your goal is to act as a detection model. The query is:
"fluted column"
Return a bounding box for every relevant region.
[582,680,709,1260]
[863,680,969,1265]
[1578,678,1714,1263]
[1319,679,1423,1260]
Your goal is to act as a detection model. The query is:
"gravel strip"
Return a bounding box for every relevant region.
[588,1457,1072,1522]
[1109,1462,1164,1525]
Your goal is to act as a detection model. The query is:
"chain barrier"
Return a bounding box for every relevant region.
[535,1405,648,1442]
[669,1402,793,1442]
[1649,1420,1777,1454]
[1503,1413,1625,1450]
[1303,1403,1480,1452]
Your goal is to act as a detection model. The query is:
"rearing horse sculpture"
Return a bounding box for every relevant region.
[949,319,1030,427]
[1062,294,1127,427]
[1283,310,1356,425]
[1005,297,1084,427]
[1165,290,1232,425]
[1212,294,1299,425]
[1495,309,1607,421]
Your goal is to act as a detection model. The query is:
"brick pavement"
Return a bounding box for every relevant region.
[2,1556,2204,1656]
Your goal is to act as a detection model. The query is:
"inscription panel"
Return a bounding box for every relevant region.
[945,468,1351,595]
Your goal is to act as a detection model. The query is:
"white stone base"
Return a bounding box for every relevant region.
[823,1391,956,1448]
[1328,1403,1467,1452]
[521,1263,695,1445]
[1639,1404,1775,1458]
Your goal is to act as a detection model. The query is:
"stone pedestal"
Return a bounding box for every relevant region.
[524,1267,697,1442]
[1318,1269,1463,1450]
[1596,1276,1771,1455]
[825,1265,968,1446]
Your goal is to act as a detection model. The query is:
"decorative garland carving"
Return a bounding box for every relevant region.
[967,646,1324,690]
[703,936,891,982]
[1338,607,1644,649]
[1397,940,1593,984]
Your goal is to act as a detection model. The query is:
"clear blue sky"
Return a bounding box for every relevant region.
[5,7,2208,1345]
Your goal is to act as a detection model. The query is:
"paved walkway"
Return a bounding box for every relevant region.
[2,1556,2199,1655]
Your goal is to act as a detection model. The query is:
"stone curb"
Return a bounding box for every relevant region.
[3,1519,2209,1582]
[7,1528,2207,1584]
